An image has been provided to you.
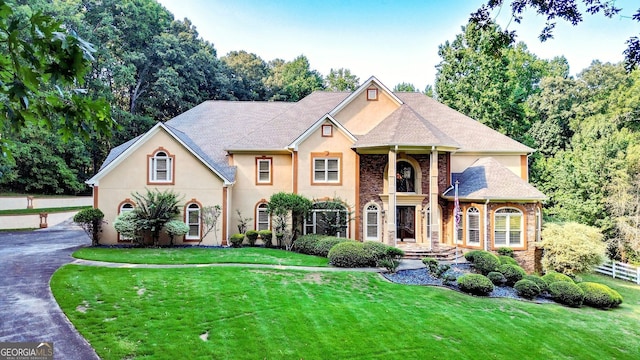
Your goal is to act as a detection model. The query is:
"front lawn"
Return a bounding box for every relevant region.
[52,265,640,360]
[73,247,330,266]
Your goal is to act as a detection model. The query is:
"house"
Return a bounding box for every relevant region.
[87,77,545,271]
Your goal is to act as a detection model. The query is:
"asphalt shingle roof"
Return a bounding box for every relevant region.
[443,157,546,200]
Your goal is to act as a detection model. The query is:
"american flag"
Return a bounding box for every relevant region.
[454,180,461,230]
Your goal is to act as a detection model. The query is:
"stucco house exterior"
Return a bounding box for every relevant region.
[87,76,545,271]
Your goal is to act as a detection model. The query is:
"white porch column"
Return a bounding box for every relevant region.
[387,148,397,246]
[429,147,439,250]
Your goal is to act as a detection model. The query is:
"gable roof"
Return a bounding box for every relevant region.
[442,157,546,201]
[353,104,459,149]
[329,76,403,117]
[87,123,235,185]
[288,114,357,151]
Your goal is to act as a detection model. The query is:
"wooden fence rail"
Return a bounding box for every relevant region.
[595,259,640,285]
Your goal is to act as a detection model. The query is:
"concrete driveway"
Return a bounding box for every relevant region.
[0,220,99,360]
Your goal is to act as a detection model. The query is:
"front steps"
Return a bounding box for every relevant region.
[396,242,467,263]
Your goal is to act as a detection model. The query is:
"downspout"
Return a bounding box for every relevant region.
[393,145,398,248]
[484,199,490,251]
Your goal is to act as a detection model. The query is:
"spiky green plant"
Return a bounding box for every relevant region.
[131,189,182,247]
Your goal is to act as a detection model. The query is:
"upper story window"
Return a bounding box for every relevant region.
[396,161,415,192]
[256,157,272,185]
[256,203,271,231]
[148,148,174,184]
[185,202,201,240]
[494,208,523,247]
[367,88,378,101]
[322,124,333,137]
[312,153,341,185]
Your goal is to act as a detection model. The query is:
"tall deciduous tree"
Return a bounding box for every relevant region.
[324,68,360,91]
[222,50,269,100]
[393,82,417,92]
[265,55,324,101]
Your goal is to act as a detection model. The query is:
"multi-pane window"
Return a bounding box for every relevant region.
[467,207,481,246]
[256,158,272,184]
[149,150,173,183]
[118,202,135,241]
[364,204,380,240]
[313,158,340,183]
[304,202,348,237]
[494,208,523,247]
[186,203,201,240]
[256,203,270,231]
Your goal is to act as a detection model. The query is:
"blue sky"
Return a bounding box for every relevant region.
[156,0,638,90]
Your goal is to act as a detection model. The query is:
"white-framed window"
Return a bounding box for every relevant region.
[364,203,380,240]
[256,203,271,231]
[186,203,201,240]
[322,124,333,137]
[313,157,340,183]
[467,207,481,246]
[304,202,348,237]
[535,207,542,242]
[367,88,378,101]
[149,150,173,183]
[118,202,135,241]
[425,206,441,242]
[494,208,523,247]
[256,158,272,184]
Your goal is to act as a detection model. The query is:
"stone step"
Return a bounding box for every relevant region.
[398,244,467,262]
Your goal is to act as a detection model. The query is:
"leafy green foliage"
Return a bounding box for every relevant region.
[499,256,518,266]
[457,274,494,296]
[497,247,514,257]
[245,230,259,247]
[324,68,359,91]
[487,271,506,286]
[229,233,245,248]
[113,211,139,243]
[267,192,312,245]
[293,234,325,255]
[577,282,623,309]
[327,241,368,267]
[264,55,324,101]
[514,279,541,299]
[540,223,606,275]
[221,50,269,100]
[498,264,526,286]
[165,220,189,246]
[314,237,349,257]
[549,281,585,307]
[542,271,574,286]
[393,82,417,92]
[466,250,501,275]
[523,274,549,293]
[73,208,104,246]
[258,230,273,247]
[131,189,182,247]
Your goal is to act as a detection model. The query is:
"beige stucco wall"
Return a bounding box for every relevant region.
[230,153,292,234]
[96,129,225,245]
[333,85,400,135]
[296,121,358,238]
[451,154,523,177]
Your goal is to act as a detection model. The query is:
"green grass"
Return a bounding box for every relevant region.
[0,206,90,215]
[52,265,640,360]
[73,247,330,266]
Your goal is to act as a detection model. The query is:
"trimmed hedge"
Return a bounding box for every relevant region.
[463,250,482,263]
[328,241,370,267]
[577,282,623,309]
[499,255,518,266]
[363,241,390,265]
[258,230,273,247]
[487,271,506,285]
[245,230,259,246]
[294,234,325,255]
[314,237,349,257]
[549,281,584,307]
[457,274,494,296]
[523,275,549,293]
[497,247,514,257]
[498,264,526,286]
[514,279,541,299]
[422,257,439,273]
[229,233,245,248]
[542,271,574,286]
[468,251,501,275]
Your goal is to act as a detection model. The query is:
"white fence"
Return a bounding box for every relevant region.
[595,259,640,285]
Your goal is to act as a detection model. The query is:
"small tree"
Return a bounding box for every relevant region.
[113,211,140,244]
[267,192,312,249]
[73,208,105,246]
[200,205,222,245]
[539,222,606,275]
[236,210,251,234]
[165,220,189,246]
[131,189,182,247]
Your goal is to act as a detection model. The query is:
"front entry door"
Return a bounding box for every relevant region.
[396,206,415,241]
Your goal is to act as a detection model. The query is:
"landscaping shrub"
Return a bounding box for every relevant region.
[514,279,541,299]
[314,237,350,257]
[457,274,494,296]
[468,251,500,275]
[540,222,606,275]
[328,241,370,267]
[463,250,482,262]
[549,281,584,307]
[245,230,259,246]
[523,275,549,293]
[385,246,405,260]
[499,255,518,266]
[363,241,390,265]
[73,208,105,246]
[497,247,514,257]
[294,234,324,254]
[422,257,439,273]
[229,233,245,248]
[577,282,623,309]
[113,211,139,243]
[487,271,506,285]
[542,271,574,286]
[164,220,189,246]
[498,264,526,286]
[379,258,400,273]
[258,230,272,247]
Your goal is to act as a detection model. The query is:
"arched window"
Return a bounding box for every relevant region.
[396,161,415,192]
[149,149,174,183]
[256,203,271,231]
[304,201,348,237]
[467,207,481,246]
[186,203,201,240]
[494,208,523,247]
[364,203,380,241]
[117,201,135,242]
